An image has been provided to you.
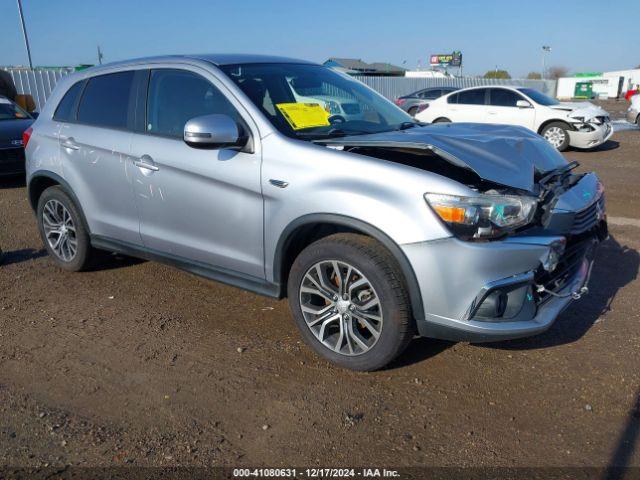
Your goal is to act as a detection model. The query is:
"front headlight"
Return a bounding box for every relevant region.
[425,193,538,240]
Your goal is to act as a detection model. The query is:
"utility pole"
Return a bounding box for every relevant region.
[542,45,551,79]
[16,0,33,69]
[97,45,104,65]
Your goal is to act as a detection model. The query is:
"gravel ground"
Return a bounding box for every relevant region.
[0,101,639,473]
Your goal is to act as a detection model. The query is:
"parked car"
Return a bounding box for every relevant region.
[626,94,640,126]
[25,55,607,371]
[0,95,35,176]
[416,86,613,151]
[395,87,458,116]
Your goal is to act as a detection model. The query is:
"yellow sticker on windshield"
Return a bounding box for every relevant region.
[276,103,330,130]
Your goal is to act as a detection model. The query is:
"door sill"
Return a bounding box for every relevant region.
[91,235,282,299]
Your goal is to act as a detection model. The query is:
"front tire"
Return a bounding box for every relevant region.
[287,233,414,371]
[432,117,451,124]
[541,122,570,151]
[37,186,95,271]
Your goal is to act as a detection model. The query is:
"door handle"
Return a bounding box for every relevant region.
[61,137,80,150]
[134,156,159,172]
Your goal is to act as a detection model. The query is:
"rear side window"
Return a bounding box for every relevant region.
[447,93,459,104]
[53,81,84,122]
[77,71,135,129]
[489,88,522,107]
[146,69,241,138]
[419,89,441,100]
[456,89,487,105]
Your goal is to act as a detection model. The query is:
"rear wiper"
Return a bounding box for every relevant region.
[539,160,580,186]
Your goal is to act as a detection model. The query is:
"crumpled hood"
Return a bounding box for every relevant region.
[320,123,567,193]
[0,119,33,148]
[549,101,609,120]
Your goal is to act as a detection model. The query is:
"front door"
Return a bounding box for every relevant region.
[129,68,264,278]
[486,88,536,129]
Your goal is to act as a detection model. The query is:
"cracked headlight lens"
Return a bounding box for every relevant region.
[425,193,538,240]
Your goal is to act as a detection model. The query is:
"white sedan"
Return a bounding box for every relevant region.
[416,86,613,151]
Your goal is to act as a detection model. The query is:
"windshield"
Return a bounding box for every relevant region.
[219,63,414,139]
[518,88,559,106]
[0,97,30,121]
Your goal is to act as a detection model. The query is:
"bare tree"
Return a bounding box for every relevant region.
[547,66,570,80]
[526,72,542,80]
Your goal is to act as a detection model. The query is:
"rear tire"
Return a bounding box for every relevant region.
[37,186,95,271]
[408,106,419,116]
[541,121,570,151]
[432,117,451,124]
[287,233,414,371]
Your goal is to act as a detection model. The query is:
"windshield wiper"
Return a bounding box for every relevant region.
[539,161,579,186]
[396,121,419,130]
[300,129,372,139]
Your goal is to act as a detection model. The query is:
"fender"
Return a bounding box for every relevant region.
[273,213,425,322]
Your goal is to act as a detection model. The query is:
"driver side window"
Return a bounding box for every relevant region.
[146,69,242,138]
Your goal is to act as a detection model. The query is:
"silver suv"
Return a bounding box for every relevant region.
[25,55,607,371]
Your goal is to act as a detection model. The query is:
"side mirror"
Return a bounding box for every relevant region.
[183,114,246,149]
[516,100,532,108]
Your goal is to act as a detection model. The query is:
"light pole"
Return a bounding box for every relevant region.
[16,0,33,69]
[541,45,551,79]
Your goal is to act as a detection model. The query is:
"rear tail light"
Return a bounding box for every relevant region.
[395,98,406,106]
[22,126,33,149]
[417,104,430,113]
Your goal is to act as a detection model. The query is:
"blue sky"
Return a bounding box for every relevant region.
[1,0,637,76]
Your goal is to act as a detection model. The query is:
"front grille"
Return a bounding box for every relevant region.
[341,103,361,115]
[0,147,25,169]
[571,195,605,235]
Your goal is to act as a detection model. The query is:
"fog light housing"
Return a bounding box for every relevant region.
[475,290,508,319]
[542,239,566,272]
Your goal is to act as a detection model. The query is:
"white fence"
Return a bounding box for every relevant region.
[2,67,74,111]
[2,67,558,111]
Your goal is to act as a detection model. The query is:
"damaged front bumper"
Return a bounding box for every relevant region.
[567,121,613,149]
[402,221,607,343]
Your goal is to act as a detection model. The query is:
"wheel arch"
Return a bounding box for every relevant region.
[28,170,91,233]
[537,118,572,135]
[273,214,425,322]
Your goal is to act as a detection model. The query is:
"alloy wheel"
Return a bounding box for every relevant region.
[299,260,383,356]
[42,199,78,262]
[543,126,566,149]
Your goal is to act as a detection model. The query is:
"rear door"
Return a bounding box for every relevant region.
[58,71,141,245]
[129,67,264,278]
[487,88,536,129]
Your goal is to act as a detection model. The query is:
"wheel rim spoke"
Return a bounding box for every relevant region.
[299,260,383,357]
[42,199,77,263]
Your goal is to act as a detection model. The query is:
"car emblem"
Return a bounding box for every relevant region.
[11,139,23,146]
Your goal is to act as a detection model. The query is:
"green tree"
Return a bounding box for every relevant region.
[483,70,511,79]
[526,71,542,80]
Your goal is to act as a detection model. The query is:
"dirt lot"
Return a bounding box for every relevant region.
[1,100,639,474]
